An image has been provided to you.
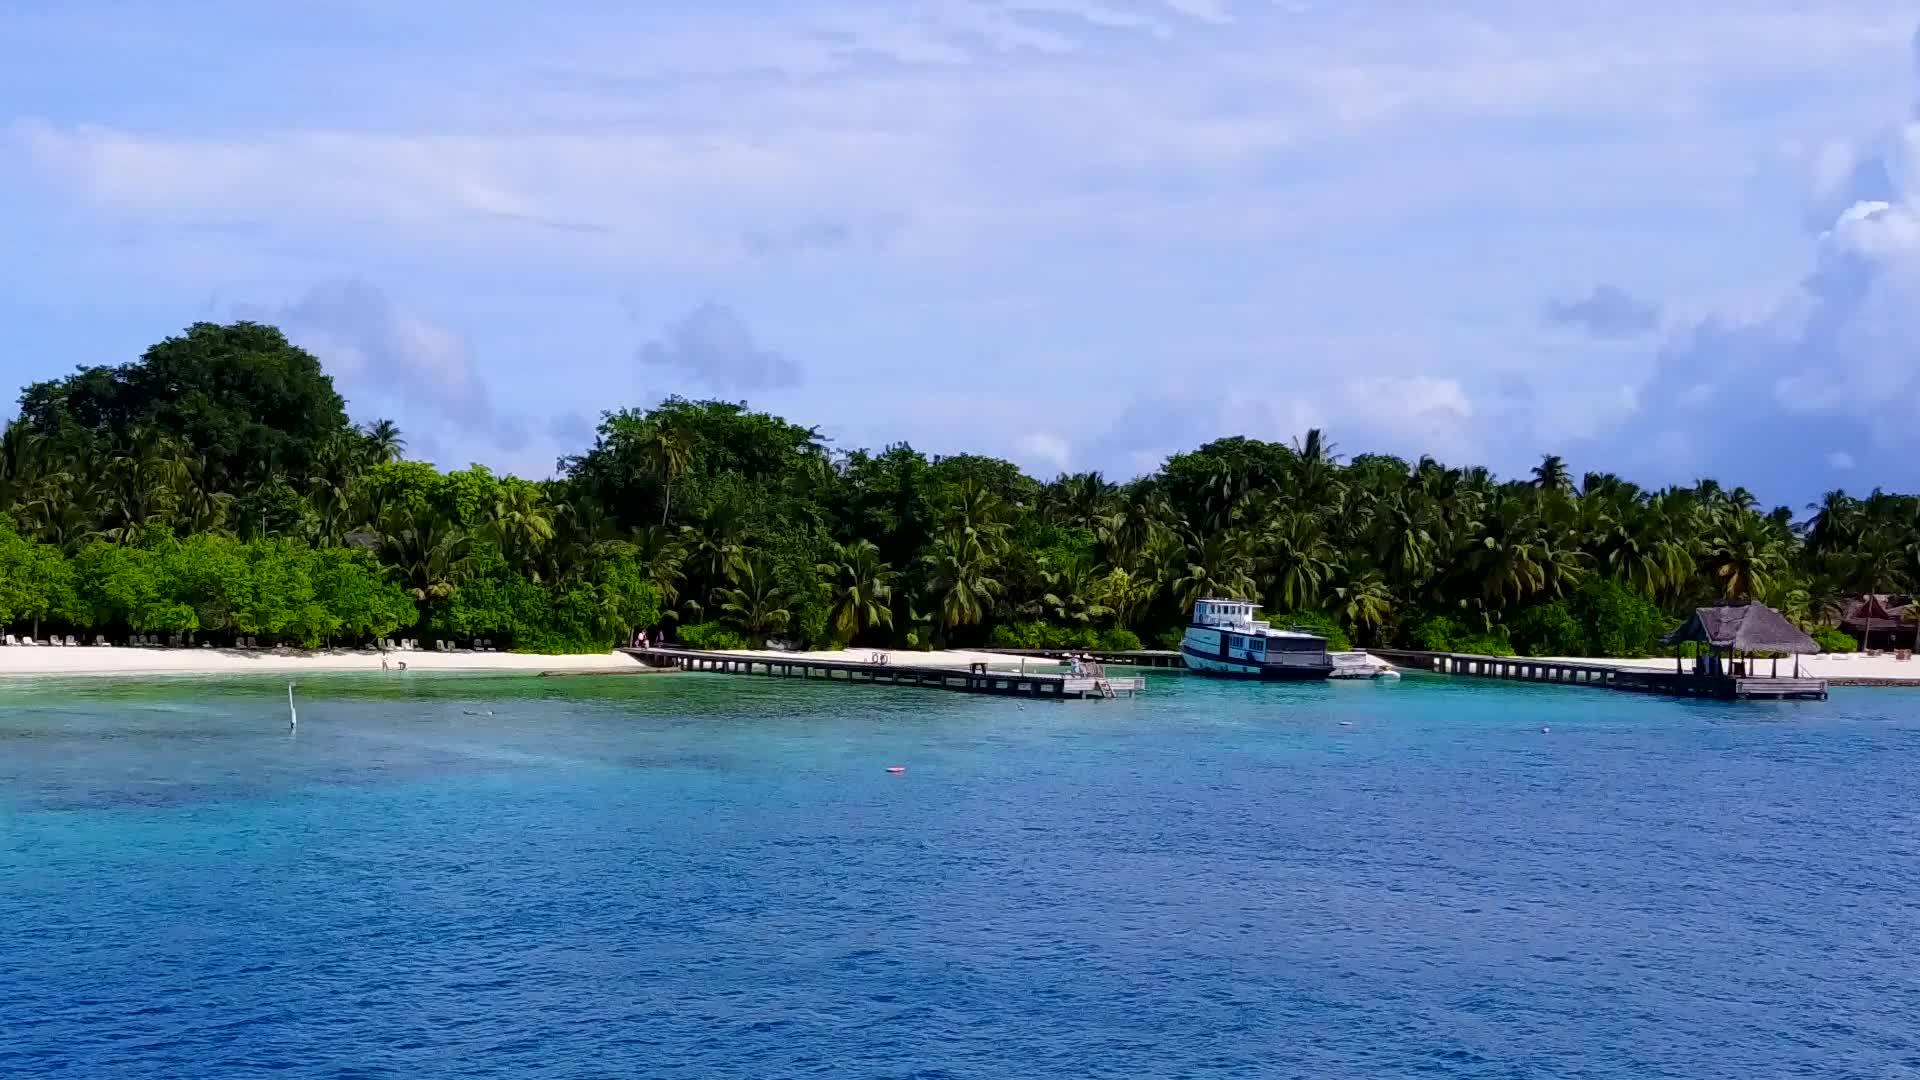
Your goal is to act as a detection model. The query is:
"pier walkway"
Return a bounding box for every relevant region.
[1368,649,1827,700]
[621,648,1145,700]
[973,647,1185,669]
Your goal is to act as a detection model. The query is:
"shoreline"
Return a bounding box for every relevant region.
[0,646,644,680]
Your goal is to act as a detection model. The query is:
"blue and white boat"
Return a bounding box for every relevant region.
[1180,598,1334,680]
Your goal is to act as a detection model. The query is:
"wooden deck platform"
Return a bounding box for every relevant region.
[620,648,1146,700]
[973,647,1185,669]
[1368,649,1828,701]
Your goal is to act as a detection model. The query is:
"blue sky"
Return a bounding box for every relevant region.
[4,1,1920,505]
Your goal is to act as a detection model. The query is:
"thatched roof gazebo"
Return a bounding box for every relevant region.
[1662,601,1817,679]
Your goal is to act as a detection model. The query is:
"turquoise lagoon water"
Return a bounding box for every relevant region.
[2,670,1918,1078]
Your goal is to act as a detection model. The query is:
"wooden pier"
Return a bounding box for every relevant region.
[1367,649,1827,701]
[973,647,1186,669]
[621,648,1146,700]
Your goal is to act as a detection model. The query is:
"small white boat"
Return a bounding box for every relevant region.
[1329,651,1401,680]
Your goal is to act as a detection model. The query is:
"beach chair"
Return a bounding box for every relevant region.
[3,635,14,646]
[65,635,77,647]
[95,635,108,646]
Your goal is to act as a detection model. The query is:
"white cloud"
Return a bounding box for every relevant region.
[237,280,542,470]
[1013,431,1073,473]
[636,304,800,393]
[1591,27,1920,497]
[1543,285,1662,338]
[1164,0,1232,23]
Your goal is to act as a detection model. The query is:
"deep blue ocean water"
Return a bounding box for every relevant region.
[3,670,1918,1079]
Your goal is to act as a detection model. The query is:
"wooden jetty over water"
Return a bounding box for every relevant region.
[974,647,1185,669]
[621,647,1146,700]
[1367,649,1828,700]
[1371,604,1830,701]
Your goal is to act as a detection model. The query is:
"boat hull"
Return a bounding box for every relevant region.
[1180,645,1333,680]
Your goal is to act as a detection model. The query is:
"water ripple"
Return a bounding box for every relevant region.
[2,675,1917,1077]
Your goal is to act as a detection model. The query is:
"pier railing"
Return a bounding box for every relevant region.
[1367,649,1827,700]
[621,647,1145,700]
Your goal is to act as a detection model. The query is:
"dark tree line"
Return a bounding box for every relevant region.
[0,320,1904,655]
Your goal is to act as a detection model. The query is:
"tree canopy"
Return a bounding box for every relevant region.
[0,319,1908,656]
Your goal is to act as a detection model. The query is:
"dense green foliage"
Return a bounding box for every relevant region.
[1810,627,1859,654]
[2,321,1910,655]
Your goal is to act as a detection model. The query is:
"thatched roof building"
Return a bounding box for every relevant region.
[1839,594,1914,648]
[1840,594,1910,629]
[1662,601,1817,655]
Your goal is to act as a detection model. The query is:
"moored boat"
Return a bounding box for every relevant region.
[1180,598,1333,680]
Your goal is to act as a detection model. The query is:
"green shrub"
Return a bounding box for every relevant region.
[1266,610,1351,651]
[1403,612,1513,655]
[989,622,1143,651]
[1578,580,1667,657]
[1811,627,1858,654]
[1154,627,1184,650]
[1407,613,1464,651]
[1454,630,1516,657]
[1509,599,1584,656]
[988,623,1033,648]
[677,620,752,651]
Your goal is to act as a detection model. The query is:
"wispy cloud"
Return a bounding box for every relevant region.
[637,304,800,393]
[1543,285,1662,338]
[238,279,521,452]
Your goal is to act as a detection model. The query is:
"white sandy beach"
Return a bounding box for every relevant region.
[0,643,1062,680]
[0,645,646,679]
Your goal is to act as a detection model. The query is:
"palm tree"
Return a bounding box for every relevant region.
[1531,454,1572,493]
[1803,489,1860,555]
[1374,493,1436,587]
[486,483,556,574]
[1291,428,1343,507]
[362,419,405,464]
[1258,511,1334,611]
[1096,493,1171,571]
[1171,531,1257,611]
[1029,555,1112,625]
[379,507,472,617]
[1464,495,1546,608]
[625,524,688,613]
[1333,571,1393,640]
[1597,499,1689,601]
[819,540,896,643]
[1048,471,1116,530]
[922,532,1002,635]
[642,421,696,526]
[1700,510,1785,601]
[944,481,1011,553]
[713,555,795,639]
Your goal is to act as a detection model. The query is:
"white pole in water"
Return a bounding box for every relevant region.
[288,681,297,730]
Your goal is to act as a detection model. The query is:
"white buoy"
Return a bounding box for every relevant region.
[288,681,298,731]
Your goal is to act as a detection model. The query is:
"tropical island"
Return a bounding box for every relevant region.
[0,320,1909,670]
